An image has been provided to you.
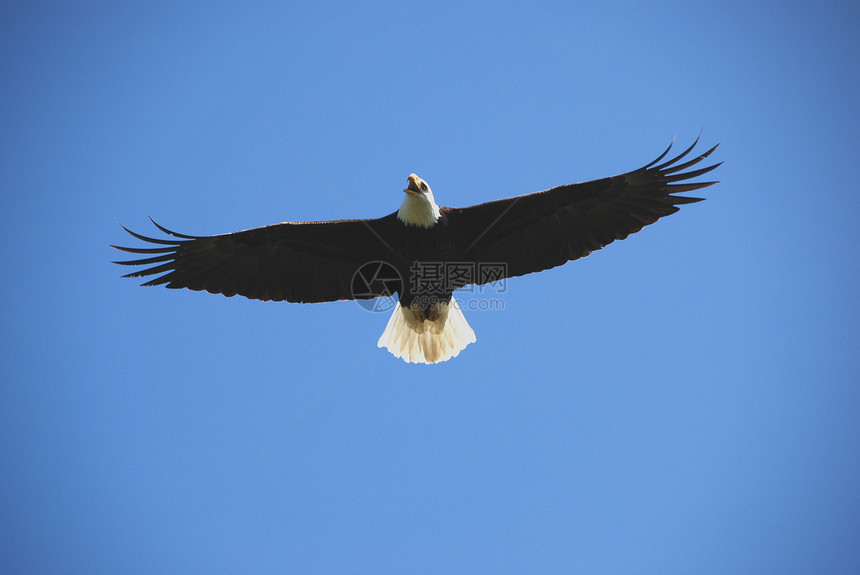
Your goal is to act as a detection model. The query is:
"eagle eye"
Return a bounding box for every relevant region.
[419,182,427,192]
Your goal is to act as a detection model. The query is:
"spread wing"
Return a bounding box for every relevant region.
[112,215,402,303]
[444,138,721,285]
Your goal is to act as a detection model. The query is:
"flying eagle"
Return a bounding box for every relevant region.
[114,138,720,364]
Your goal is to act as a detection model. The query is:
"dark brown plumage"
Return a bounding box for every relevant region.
[113,137,720,363]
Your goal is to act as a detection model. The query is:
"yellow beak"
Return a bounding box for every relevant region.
[404,174,422,195]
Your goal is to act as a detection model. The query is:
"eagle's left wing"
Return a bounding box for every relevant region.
[443,138,721,286]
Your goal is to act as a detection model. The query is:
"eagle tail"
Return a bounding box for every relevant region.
[377,296,476,364]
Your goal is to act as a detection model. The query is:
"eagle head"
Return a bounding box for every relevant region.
[398,173,441,228]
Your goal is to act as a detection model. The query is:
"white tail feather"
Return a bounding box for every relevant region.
[377,296,476,364]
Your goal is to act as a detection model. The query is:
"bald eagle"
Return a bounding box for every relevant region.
[114,138,720,364]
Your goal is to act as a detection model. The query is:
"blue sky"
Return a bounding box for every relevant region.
[2,1,859,573]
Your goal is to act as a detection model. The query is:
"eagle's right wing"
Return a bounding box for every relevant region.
[113,214,402,303]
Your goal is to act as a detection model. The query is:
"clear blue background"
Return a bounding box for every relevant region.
[3,1,859,573]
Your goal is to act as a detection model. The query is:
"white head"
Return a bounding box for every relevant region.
[397,173,441,228]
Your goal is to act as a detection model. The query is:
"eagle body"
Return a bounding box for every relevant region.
[114,138,720,364]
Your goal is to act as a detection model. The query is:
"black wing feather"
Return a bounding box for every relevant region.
[444,138,721,284]
[113,215,400,303]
